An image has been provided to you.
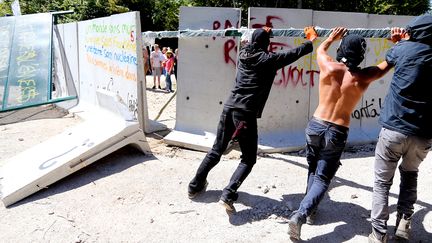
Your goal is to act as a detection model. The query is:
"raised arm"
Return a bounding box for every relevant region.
[269,26,318,70]
[317,27,347,72]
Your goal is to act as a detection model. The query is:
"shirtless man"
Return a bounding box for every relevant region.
[288,27,394,240]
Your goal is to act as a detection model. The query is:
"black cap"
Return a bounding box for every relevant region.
[336,34,367,70]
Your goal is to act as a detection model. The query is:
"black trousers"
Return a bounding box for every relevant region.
[188,107,258,201]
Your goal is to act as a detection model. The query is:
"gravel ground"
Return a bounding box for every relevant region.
[0,76,431,242]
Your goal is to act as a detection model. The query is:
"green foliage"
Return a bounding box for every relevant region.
[0,0,13,16]
[1,0,430,29]
[361,0,430,15]
[152,0,192,30]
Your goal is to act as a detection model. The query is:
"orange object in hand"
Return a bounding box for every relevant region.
[263,26,272,33]
[304,26,318,41]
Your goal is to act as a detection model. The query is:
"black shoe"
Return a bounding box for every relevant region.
[158,85,162,89]
[188,181,208,199]
[219,198,236,213]
[151,85,156,89]
[288,211,306,240]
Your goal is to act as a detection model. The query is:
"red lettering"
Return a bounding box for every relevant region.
[306,70,320,87]
[224,20,233,29]
[213,21,221,40]
[251,15,284,28]
[274,66,319,88]
[289,66,303,86]
[213,21,221,30]
[224,39,237,67]
[274,66,285,87]
[130,31,135,42]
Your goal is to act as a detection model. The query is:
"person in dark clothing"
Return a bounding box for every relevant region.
[369,14,432,243]
[188,27,317,212]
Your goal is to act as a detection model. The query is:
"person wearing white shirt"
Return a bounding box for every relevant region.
[150,44,165,89]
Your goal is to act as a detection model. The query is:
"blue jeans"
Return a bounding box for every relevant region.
[371,128,432,234]
[165,72,172,91]
[297,117,348,217]
[188,107,258,202]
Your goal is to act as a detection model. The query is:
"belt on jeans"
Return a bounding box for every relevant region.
[312,116,349,132]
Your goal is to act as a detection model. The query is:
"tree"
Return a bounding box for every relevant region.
[1,0,430,30]
[0,1,12,16]
[151,0,192,30]
[361,0,430,15]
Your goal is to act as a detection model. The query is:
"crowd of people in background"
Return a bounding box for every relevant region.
[142,44,178,93]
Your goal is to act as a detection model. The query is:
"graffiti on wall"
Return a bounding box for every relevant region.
[213,19,239,67]
[274,66,320,88]
[250,15,284,28]
[83,23,137,82]
[250,15,321,89]
[351,97,383,120]
[369,38,392,65]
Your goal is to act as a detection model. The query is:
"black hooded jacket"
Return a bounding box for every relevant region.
[380,14,432,138]
[224,29,313,118]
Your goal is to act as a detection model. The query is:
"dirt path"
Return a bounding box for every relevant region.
[1,77,431,242]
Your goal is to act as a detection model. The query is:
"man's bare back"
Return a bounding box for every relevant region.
[313,27,392,127]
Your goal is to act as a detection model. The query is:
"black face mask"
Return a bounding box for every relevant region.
[251,28,271,51]
[336,34,367,70]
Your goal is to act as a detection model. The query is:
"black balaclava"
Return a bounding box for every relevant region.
[336,34,367,70]
[405,14,432,45]
[250,28,272,51]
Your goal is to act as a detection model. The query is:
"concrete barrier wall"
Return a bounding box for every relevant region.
[77,12,145,119]
[59,12,164,133]
[56,22,80,95]
[164,7,241,151]
[0,12,151,207]
[165,7,414,152]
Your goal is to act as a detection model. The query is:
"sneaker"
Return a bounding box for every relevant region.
[151,85,156,89]
[219,198,236,213]
[368,227,388,243]
[306,209,317,225]
[395,213,411,240]
[188,181,208,199]
[288,211,306,240]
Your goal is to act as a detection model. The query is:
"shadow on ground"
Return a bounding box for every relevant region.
[191,154,432,242]
[0,105,68,125]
